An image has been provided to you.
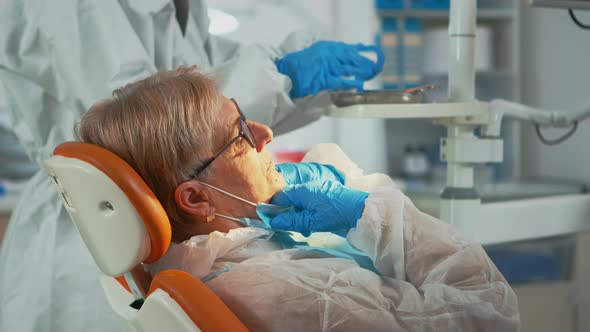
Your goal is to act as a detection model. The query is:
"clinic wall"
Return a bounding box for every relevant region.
[520,6,590,184]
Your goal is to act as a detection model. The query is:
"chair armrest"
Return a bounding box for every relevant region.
[149,270,249,332]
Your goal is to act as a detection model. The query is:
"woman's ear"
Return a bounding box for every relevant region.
[174,181,215,218]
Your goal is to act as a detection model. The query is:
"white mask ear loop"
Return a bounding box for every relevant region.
[195,181,258,223]
[195,181,257,207]
[213,213,240,223]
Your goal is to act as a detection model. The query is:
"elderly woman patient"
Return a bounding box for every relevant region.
[78,67,519,331]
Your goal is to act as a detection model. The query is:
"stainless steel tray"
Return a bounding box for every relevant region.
[330,85,437,107]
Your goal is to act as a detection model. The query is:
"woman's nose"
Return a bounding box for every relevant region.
[248,120,273,152]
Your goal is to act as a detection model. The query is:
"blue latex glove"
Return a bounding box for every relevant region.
[276,41,385,98]
[270,180,369,235]
[275,162,345,185]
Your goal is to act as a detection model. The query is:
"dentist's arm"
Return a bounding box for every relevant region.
[349,186,519,330]
[195,2,384,132]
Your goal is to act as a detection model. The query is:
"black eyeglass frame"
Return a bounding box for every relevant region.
[188,98,256,178]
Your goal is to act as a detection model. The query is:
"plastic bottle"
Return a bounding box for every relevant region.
[380,18,401,90]
[403,145,430,180]
[402,18,423,88]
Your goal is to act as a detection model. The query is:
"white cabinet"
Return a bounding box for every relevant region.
[512,232,590,332]
[513,282,576,332]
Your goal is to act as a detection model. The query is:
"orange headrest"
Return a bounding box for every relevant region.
[53,141,171,264]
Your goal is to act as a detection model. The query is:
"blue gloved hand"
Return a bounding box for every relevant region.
[275,162,345,186]
[270,180,369,235]
[276,41,385,99]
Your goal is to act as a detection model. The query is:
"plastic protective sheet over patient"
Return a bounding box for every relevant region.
[149,144,520,332]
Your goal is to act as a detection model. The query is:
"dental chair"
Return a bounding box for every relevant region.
[44,142,249,332]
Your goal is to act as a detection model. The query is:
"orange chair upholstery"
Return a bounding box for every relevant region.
[44,141,248,332]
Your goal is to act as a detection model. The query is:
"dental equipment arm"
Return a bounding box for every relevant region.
[489,99,590,128]
[531,0,590,10]
[483,99,590,145]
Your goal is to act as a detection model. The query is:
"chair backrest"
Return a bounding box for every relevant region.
[44,141,248,332]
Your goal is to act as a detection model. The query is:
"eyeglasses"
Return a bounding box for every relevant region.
[189,98,257,178]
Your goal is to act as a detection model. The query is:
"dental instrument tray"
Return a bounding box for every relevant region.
[330,85,437,107]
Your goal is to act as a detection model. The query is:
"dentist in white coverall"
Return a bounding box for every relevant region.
[0,0,385,331]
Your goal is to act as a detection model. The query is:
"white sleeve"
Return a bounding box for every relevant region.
[205,33,328,133]
[347,187,520,330]
[347,188,406,278]
[187,0,321,131]
[302,143,401,191]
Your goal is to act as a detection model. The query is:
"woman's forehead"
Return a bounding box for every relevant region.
[218,97,238,120]
[216,97,240,139]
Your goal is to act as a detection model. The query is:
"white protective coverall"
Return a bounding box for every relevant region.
[148,144,520,331]
[0,1,321,331]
